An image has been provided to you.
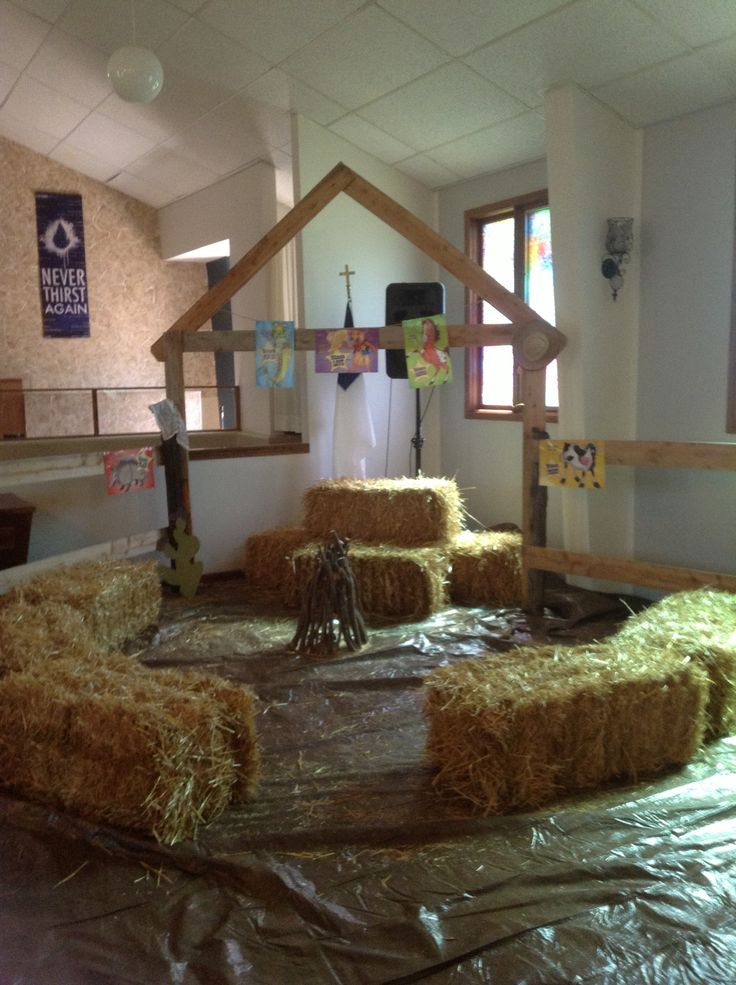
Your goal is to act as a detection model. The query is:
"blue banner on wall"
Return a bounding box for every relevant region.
[35,192,90,338]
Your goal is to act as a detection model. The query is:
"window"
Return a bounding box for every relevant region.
[465,190,558,421]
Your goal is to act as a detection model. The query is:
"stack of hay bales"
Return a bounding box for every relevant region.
[245,477,464,620]
[0,557,260,843]
[0,654,259,843]
[424,642,709,814]
[611,588,736,740]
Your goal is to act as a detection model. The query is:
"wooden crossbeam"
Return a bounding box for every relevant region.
[524,544,736,595]
[180,323,515,353]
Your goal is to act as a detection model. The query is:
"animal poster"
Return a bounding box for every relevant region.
[103,447,155,496]
[256,320,295,388]
[402,314,452,388]
[539,440,606,489]
[35,192,90,338]
[314,328,378,374]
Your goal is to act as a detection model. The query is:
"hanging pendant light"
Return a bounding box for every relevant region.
[107,1,164,103]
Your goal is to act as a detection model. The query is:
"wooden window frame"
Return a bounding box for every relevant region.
[464,189,558,423]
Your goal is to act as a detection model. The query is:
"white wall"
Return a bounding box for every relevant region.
[437,159,564,537]
[159,161,280,437]
[295,116,441,481]
[545,85,641,586]
[634,101,736,574]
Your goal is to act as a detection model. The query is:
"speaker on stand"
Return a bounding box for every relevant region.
[385,282,445,476]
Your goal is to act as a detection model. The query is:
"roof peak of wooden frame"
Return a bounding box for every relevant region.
[151,161,556,362]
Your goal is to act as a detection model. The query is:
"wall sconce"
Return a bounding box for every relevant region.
[601,217,633,301]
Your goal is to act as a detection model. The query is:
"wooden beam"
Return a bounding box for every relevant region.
[151,162,357,361]
[162,333,192,535]
[604,439,736,470]
[343,170,549,328]
[520,368,548,613]
[181,323,516,353]
[524,545,736,594]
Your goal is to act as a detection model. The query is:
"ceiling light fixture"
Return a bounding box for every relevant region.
[107,1,163,104]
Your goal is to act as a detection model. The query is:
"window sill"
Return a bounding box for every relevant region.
[465,407,559,424]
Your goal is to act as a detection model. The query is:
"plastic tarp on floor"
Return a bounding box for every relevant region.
[2,584,736,985]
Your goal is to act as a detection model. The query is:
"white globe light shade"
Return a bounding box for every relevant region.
[107,45,164,103]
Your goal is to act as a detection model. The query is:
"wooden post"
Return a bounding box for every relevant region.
[162,332,192,536]
[520,366,548,616]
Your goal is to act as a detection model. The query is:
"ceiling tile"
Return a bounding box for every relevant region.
[10,0,71,22]
[377,0,570,57]
[0,73,89,137]
[245,68,347,127]
[593,51,736,127]
[698,35,736,85]
[0,112,57,153]
[163,102,271,175]
[125,145,221,196]
[166,0,207,12]
[428,110,546,178]
[0,0,50,69]
[107,170,172,206]
[634,0,736,48]
[50,141,119,180]
[358,62,524,152]
[329,114,417,163]
[157,17,271,94]
[199,0,366,64]
[282,5,448,110]
[464,0,688,108]
[25,28,112,106]
[0,59,18,101]
[57,0,189,55]
[394,153,461,188]
[63,111,156,166]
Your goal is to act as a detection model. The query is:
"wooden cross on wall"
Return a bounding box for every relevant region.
[339,263,355,303]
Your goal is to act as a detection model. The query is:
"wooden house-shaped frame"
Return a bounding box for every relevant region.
[151,162,736,609]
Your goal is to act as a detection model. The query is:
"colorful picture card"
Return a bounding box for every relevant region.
[103,447,155,496]
[256,320,295,388]
[314,328,378,375]
[402,314,452,388]
[539,439,605,489]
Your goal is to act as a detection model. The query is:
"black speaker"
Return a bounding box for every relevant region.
[385,282,445,379]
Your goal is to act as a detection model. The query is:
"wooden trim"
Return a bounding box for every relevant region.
[151,162,356,361]
[524,544,736,595]
[190,441,309,461]
[604,439,736,470]
[465,188,549,224]
[520,369,548,610]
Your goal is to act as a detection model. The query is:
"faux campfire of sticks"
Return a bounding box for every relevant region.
[290,531,368,656]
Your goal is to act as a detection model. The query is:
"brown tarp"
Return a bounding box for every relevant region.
[2,581,735,985]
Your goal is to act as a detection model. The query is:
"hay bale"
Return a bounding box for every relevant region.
[303,477,463,546]
[290,542,449,620]
[613,588,736,739]
[424,643,708,814]
[0,600,97,675]
[7,558,160,651]
[448,530,522,606]
[0,656,259,843]
[244,525,313,600]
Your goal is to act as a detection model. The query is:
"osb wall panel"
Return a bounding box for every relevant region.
[0,136,215,393]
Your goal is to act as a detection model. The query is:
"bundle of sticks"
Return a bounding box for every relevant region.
[290,531,368,655]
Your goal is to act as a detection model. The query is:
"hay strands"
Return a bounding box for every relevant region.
[290,531,368,656]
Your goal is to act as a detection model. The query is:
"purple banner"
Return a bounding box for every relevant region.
[35,192,90,338]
